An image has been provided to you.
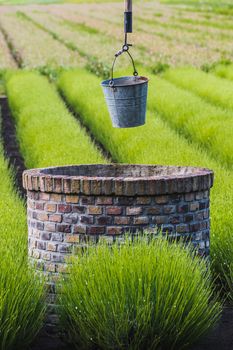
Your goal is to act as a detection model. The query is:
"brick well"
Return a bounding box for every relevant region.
[23,163,213,325]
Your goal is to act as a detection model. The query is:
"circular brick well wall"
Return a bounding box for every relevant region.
[23,163,214,274]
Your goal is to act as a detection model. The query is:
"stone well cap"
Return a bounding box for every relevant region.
[23,164,214,196]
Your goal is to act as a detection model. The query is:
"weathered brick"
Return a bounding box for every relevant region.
[53,178,63,193]
[190,202,199,212]
[49,214,62,223]
[155,195,169,204]
[39,192,50,201]
[66,195,79,204]
[114,216,130,225]
[136,197,151,205]
[81,196,95,205]
[80,216,93,225]
[96,197,113,205]
[37,212,49,221]
[115,197,134,206]
[177,204,189,213]
[50,193,62,202]
[107,226,123,235]
[153,216,168,225]
[161,225,174,234]
[63,214,78,224]
[91,180,102,195]
[126,207,142,215]
[97,216,112,225]
[195,192,204,200]
[184,214,193,223]
[134,217,149,225]
[44,223,56,232]
[35,202,44,210]
[58,204,72,213]
[185,193,195,202]
[189,222,200,232]
[41,251,51,260]
[45,203,57,212]
[58,245,72,253]
[32,250,40,259]
[73,225,86,234]
[57,224,71,233]
[37,241,46,250]
[146,207,161,215]
[47,243,58,252]
[41,232,52,240]
[176,224,189,233]
[73,205,86,214]
[36,220,43,229]
[82,179,91,195]
[87,226,105,235]
[106,206,122,215]
[65,235,80,243]
[51,233,64,242]
[88,206,103,215]
[163,205,176,214]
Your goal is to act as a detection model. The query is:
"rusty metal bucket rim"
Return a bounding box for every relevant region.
[101,75,149,88]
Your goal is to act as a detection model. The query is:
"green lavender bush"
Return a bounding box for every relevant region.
[59,237,221,350]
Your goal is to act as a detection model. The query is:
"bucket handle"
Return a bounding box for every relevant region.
[109,44,138,88]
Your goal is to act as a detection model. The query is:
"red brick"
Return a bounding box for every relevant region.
[106,207,122,215]
[37,212,49,221]
[66,195,79,204]
[96,197,113,205]
[87,226,105,235]
[49,214,62,223]
[35,202,44,210]
[88,206,103,215]
[50,193,62,202]
[58,204,72,213]
[126,207,142,215]
[134,217,149,225]
[44,223,56,232]
[65,235,80,243]
[97,216,112,225]
[114,216,130,225]
[73,225,86,234]
[155,195,169,204]
[136,197,151,205]
[107,226,123,235]
[45,203,57,212]
[39,193,50,201]
[57,224,71,233]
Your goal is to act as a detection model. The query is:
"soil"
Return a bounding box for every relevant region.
[0,96,26,197]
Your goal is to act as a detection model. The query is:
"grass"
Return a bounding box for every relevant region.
[57,68,233,302]
[60,236,221,350]
[150,71,233,169]
[163,66,233,112]
[0,136,46,349]
[6,71,106,168]
[214,63,233,82]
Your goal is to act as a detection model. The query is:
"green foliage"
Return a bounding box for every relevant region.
[0,139,45,349]
[151,61,170,75]
[164,66,233,111]
[57,68,233,302]
[6,71,106,168]
[214,63,233,82]
[151,70,233,169]
[60,237,221,350]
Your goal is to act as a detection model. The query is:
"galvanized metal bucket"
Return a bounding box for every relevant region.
[101,44,149,128]
[101,75,148,128]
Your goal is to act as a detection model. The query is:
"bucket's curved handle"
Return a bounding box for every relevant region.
[109,47,138,87]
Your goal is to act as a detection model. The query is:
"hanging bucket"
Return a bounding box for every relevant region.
[101,47,149,128]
